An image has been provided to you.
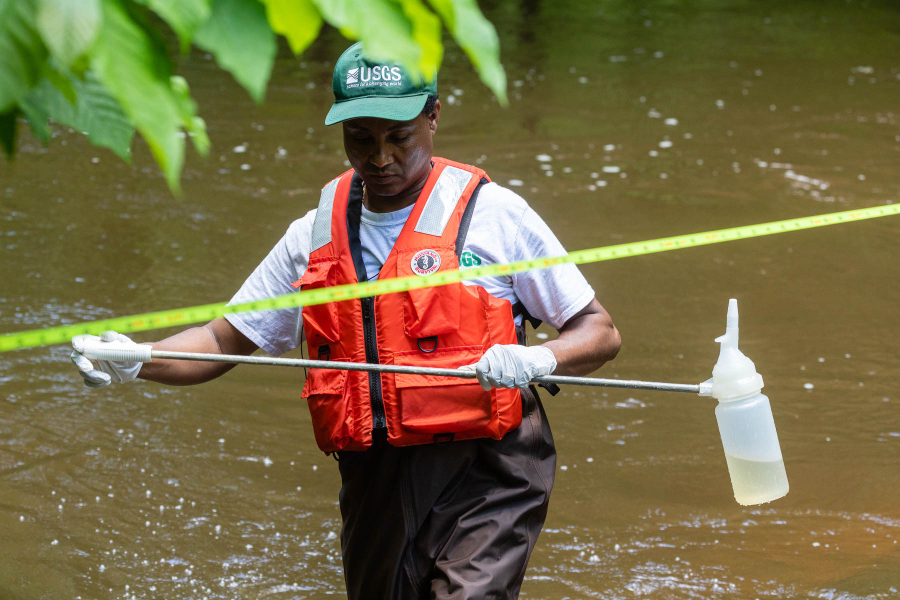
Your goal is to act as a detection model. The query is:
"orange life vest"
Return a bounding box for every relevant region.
[294,157,522,453]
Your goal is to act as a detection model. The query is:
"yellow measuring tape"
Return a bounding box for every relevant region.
[1,203,897,353]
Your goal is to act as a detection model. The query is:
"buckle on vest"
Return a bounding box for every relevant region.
[318,345,331,361]
[433,432,455,445]
[417,336,438,353]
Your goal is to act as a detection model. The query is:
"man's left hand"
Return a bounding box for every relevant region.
[464,345,557,390]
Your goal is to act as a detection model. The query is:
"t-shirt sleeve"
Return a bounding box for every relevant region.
[511,203,596,330]
[224,210,315,356]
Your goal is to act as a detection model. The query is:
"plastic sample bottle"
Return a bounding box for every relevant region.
[699,299,789,505]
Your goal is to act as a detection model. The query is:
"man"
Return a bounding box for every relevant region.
[71,43,621,599]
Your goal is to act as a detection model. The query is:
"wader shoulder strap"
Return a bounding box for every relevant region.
[512,301,542,330]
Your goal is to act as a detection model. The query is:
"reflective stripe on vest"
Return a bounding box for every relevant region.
[414,165,477,236]
[309,177,340,253]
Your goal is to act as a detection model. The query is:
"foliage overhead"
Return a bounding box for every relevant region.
[0,0,506,192]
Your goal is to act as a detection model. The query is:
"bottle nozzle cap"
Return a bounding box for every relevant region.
[726,298,738,330]
[709,299,764,401]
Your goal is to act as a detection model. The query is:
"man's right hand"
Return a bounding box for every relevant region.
[71,331,143,388]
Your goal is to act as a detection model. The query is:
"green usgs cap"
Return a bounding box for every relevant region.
[325,42,437,126]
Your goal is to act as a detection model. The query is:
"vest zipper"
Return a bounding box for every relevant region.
[361,296,387,429]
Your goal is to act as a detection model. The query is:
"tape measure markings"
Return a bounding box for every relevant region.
[1,203,897,353]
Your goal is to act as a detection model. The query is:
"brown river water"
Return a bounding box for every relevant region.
[2,1,899,598]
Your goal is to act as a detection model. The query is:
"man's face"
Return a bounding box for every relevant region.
[342,103,440,197]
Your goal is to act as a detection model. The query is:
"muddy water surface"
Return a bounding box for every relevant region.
[2,1,899,598]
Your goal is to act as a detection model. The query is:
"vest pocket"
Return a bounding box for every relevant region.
[395,247,461,339]
[301,368,353,451]
[294,256,341,344]
[393,345,492,434]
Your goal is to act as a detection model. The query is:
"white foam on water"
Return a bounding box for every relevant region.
[615,398,646,409]
[784,170,830,191]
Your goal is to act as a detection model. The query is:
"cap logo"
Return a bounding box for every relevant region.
[411,249,441,276]
[346,66,403,89]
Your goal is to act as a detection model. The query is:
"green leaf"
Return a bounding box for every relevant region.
[187,115,209,155]
[0,0,47,112]
[21,66,135,159]
[427,0,506,104]
[91,0,185,190]
[312,0,426,82]
[18,93,51,142]
[170,75,209,156]
[0,109,19,156]
[308,0,353,32]
[194,0,276,103]
[399,0,442,76]
[37,0,101,66]
[41,61,76,104]
[69,71,135,159]
[136,0,211,51]
[18,62,71,145]
[262,0,321,55]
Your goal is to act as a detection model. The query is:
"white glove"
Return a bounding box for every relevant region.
[71,331,143,388]
[464,344,557,391]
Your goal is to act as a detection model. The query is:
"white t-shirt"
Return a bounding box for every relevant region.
[359,202,415,281]
[225,182,595,357]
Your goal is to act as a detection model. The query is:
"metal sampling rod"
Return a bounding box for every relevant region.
[84,345,700,394]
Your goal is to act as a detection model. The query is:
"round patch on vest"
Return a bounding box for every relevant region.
[411,249,441,276]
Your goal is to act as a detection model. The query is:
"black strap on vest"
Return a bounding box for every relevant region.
[454,177,489,257]
[346,173,369,285]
